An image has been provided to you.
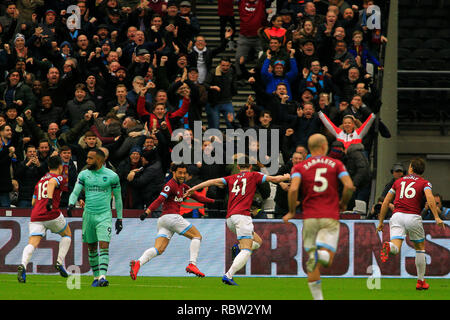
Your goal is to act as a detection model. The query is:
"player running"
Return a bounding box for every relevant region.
[130,163,215,279]
[376,158,445,290]
[68,148,123,287]
[283,134,355,300]
[185,158,290,285]
[18,156,72,283]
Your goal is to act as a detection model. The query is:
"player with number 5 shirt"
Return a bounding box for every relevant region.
[283,134,355,300]
[376,158,445,291]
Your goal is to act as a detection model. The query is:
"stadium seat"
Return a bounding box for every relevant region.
[399,19,419,28]
[406,79,429,87]
[411,28,434,39]
[403,7,424,18]
[424,59,446,70]
[425,19,448,29]
[399,0,418,8]
[432,79,450,88]
[410,48,436,60]
[399,38,423,50]
[423,38,450,50]
[430,8,447,18]
[398,58,422,70]
[398,48,411,60]
[397,93,418,121]
[417,91,441,120]
[398,28,412,39]
[435,48,450,60]
[436,28,450,40]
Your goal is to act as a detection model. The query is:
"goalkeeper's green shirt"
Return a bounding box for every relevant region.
[69,166,123,219]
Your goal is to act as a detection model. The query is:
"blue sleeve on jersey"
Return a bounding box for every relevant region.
[389,188,395,194]
[424,187,432,191]
[261,175,267,183]
[338,171,349,179]
[52,177,60,186]
[160,192,168,198]
[291,172,301,179]
[221,178,227,185]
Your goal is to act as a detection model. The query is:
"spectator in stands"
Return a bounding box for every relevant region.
[421,193,450,221]
[380,163,406,199]
[336,66,364,103]
[261,48,298,103]
[0,69,36,114]
[348,30,382,71]
[235,0,267,73]
[34,95,63,132]
[204,57,237,129]
[286,102,322,150]
[218,0,236,49]
[319,111,375,151]
[118,146,145,209]
[58,144,78,207]
[187,30,232,84]
[260,14,287,51]
[297,1,325,27]
[274,151,304,218]
[345,142,371,210]
[299,60,335,102]
[14,144,46,207]
[0,124,17,207]
[63,83,96,128]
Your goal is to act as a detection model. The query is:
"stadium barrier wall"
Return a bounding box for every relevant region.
[1,218,449,278]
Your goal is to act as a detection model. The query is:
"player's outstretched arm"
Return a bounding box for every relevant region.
[283,175,301,223]
[141,194,166,220]
[424,188,445,228]
[339,174,355,212]
[376,191,394,232]
[68,178,84,217]
[265,173,291,184]
[185,178,226,198]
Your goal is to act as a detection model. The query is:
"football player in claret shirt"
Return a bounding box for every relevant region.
[377,158,445,290]
[18,156,72,283]
[130,163,216,280]
[185,158,290,285]
[283,134,355,300]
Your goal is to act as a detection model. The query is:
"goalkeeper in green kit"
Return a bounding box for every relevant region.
[68,149,123,287]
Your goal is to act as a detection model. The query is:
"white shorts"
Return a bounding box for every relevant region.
[156,214,192,240]
[29,213,68,237]
[389,212,425,243]
[226,215,254,240]
[302,218,340,253]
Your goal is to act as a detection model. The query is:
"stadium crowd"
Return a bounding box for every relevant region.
[0,0,400,218]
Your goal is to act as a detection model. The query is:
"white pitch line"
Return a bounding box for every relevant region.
[1,279,187,288]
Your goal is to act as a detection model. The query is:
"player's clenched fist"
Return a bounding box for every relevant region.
[115,219,123,234]
[140,211,149,221]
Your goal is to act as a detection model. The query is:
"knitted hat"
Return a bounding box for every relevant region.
[129,146,142,155]
[14,33,25,43]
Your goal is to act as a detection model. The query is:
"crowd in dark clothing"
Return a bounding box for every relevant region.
[0,0,389,216]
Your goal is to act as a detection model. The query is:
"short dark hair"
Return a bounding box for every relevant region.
[0,124,11,132]
[410,158,426,175]
[171,162,187,172]
[39,139,50,146]
[220,57,232,63]
[25,144,36,151]
[260,110,272,118]
[237,155,252,169]
[59,145,71,152]
[48,155,62,170]
[91,148,106,159]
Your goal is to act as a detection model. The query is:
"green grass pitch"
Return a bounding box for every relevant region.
[0,274,448,300]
